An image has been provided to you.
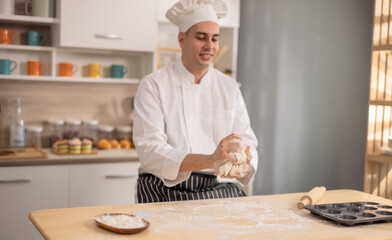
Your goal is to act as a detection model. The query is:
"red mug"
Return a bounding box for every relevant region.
[0,29,17,44]
[28,61,47,76]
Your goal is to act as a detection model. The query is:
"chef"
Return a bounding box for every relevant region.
[133,0,258,203]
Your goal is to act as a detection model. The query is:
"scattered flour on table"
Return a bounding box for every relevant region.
[133,210,155,218]
[151,199,311,235]
[143,199,380,239]
[96,214,145,229]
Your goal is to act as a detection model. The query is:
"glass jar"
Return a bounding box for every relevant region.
[116,125,132,141]
[64,119,81,139]
[98,125,114,140]
[81,120,99,143]
[25,126,43,149]
[47,119,64,147]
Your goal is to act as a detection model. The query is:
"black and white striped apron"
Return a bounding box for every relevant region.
[137,172,246,203]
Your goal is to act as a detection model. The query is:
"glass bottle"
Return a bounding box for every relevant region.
[10,98,25,148]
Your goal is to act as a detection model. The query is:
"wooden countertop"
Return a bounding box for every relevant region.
[0,148,139,166]
[29,189,392,240]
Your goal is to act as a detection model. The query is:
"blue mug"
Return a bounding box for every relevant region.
[0,59,17,75]
[27,30,46,46]
[110,64,128,78]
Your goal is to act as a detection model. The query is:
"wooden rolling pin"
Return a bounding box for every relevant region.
[297,186,326,209]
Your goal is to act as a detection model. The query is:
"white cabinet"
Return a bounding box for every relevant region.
[156,0,176,23]
[59,0,158,52]
[0,0,156,84]
[0,161,140,240]
[69,162,139,207]
[0,165,69,240]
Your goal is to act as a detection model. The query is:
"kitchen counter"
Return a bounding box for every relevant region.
[29,189,392,240]
[0,148,139,166]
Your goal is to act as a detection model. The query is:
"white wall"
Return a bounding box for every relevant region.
[237,0,373,194]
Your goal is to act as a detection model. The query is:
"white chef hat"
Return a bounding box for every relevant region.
[166,0,227,32]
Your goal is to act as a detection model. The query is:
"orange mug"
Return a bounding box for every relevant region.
[59,62,78,77]
[27,61,47,76]
[0,29,17,44]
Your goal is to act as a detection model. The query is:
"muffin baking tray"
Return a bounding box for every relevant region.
[304,202,392,226]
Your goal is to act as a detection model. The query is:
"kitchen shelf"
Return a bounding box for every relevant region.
[369,100,392,106]
[0,44,55,52]
[0,14,58,25]
[367,152,392,164]
[0,75,140,84]
[372,45,392,52]
[364,0,392,200]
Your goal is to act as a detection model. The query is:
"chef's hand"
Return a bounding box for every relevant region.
[219,145,253,179]
[209,133,241,169]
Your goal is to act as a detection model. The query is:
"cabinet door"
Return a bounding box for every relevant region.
[0,165,69,240]
[156,0,176,23]
[59,0,157,51]
[69,162,139,207]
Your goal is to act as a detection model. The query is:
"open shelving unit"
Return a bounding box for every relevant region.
[364,0,392,200]
[0,14,144,85]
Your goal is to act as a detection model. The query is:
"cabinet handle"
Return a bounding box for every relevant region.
[94,34,125,40]
[0,178,32,183]
[105,174,136,179]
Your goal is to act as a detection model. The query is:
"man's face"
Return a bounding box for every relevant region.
[179,21,220,72]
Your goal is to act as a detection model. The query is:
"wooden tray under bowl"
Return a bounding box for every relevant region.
[50,148,98,155]
[0,147,48,159]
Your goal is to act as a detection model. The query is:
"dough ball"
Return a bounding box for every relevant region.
[218,161,233,176]
[217,138,249,177]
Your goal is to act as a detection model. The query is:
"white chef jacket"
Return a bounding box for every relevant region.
[133,60,258,187]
